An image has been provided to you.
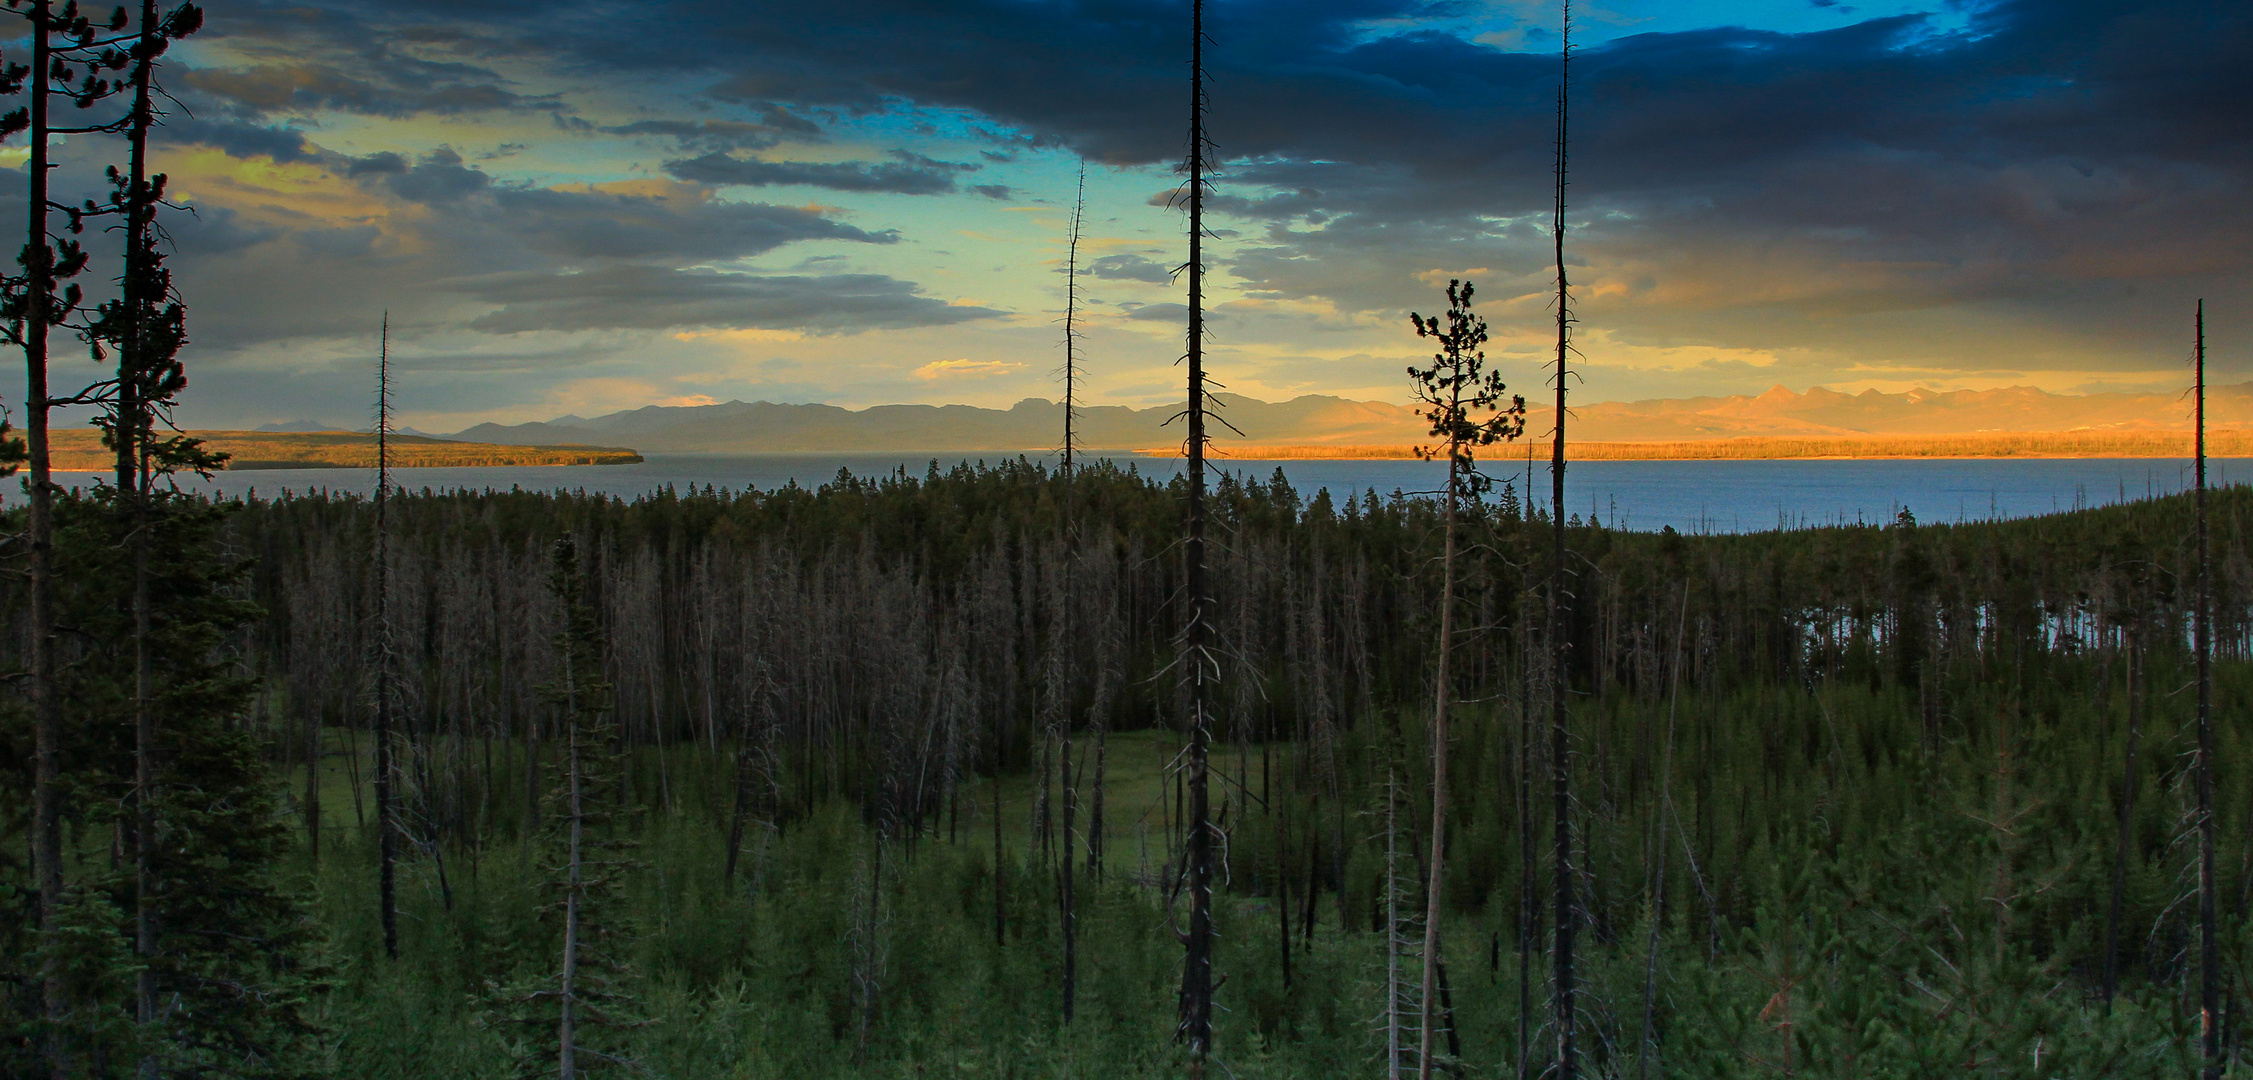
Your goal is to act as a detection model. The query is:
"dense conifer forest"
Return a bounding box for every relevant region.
[11,461,2253,1076]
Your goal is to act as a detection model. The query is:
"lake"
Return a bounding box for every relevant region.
[24,453,2247,534]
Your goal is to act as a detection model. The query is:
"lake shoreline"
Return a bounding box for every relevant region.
[1134,430,2253,461]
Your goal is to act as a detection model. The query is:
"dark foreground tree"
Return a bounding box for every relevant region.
[0,481,330,1079]
[2,3,325,1074]
[82,4,206,1065]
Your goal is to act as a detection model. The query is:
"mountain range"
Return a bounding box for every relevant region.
[429,384,2253,454]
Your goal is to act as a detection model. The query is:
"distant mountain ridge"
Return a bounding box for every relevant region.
[441,384,2253,453]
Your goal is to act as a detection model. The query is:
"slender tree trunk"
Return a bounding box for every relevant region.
[374,317,400,960]
[525,700,542,836]
[994,735,1005,948]
[1178,0,1217,1065]
[1517,583,1537,1080]
[1062,161,1083,475]
[1385,767,1406,1079]
[1435,952,1462,1069]
[1276,815,1292,989]
[1548,10,1577,1075]
[724,722,754,882]
[1057,163,1084,1025]
[1090,720,1106,881]
[558,643,583,1080]
[117,11,163,1068]
[2196,299,2219,1078]
[131,410,157,1075]
[1417,457,1460,1080]
[23,8,65,1073]
[1060,719,1076,1023]
[1638,591,1687,1080]
[2103,630,2142,1009]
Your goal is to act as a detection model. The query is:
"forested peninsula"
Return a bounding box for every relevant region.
[47,429,643,470]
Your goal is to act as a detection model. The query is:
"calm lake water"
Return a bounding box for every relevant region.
[26,453,2249,535]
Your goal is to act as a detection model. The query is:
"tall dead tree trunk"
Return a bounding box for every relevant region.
[558,637,586,1080]
[374,316,401,960]
[1516,536,1538,1080]
[1059,707,1077,1023]
[1548,8,1578,1076]
[2196,298,2219,1079]
[1055,159,1089,1025]
[1175,0,1218,1066]
[994,720,1005,948]
[1061,160,1084,476]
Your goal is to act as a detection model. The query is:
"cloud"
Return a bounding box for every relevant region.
[599,118,796,151]
[912,358,1023,380]
[458,267,1010,334]
[663,149,979,194]
[181,60,530,118]
[1087,253,1173,284]
[340,155,900,262]
[492,185,898,261]
[155,116,315,162]
[144,143,942,351]
[1124,303,1190,323]
[96,0,2253,425]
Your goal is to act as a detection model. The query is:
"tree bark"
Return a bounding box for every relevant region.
[22,8,65,1073]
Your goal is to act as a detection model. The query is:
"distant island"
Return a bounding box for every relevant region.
[49,430,642,471]
[436,384,2253,458]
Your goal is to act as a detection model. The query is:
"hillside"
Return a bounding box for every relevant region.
[444,383,2252,454]
[48,430,642,471]
[446,393,1412,453]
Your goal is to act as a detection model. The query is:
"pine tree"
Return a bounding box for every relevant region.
[1404,278,1524,1080]
[81,5,206,1064]
[8,6,86,1067]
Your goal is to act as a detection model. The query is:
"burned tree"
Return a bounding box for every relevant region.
[1172,0,1221,1066]
[1547,6,1579,1076]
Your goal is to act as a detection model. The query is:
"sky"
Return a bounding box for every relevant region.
[11,0,2249,432]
